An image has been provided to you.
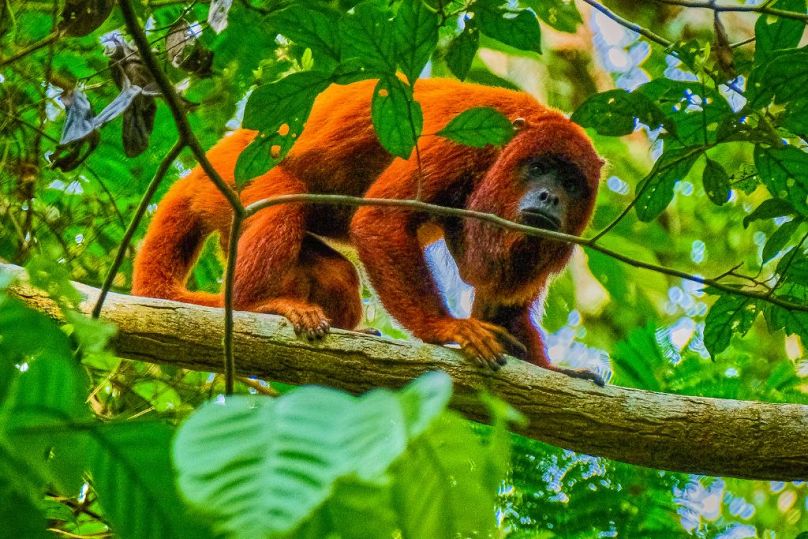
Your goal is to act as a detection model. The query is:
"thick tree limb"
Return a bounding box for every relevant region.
[3,263,808,481]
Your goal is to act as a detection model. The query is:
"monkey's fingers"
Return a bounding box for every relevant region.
[483,324,527,359]
[553,366,606,387]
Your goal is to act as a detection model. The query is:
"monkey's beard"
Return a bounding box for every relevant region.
[450,224,574,305]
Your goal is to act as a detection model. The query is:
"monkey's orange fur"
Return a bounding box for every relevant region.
[133,78,603,371]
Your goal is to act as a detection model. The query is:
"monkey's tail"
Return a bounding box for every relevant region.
[132,181,221,307]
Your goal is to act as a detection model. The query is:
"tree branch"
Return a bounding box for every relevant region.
[5,262,808,482]
[654,0,808,22]
[244,192,808,313]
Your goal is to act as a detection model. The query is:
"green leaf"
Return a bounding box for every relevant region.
[702,157,730,206]
[611,324,665,391]
[0,294,72,365]
[445,20,479,81]
[571,89,667,137]
[762,218,802,263]
[339,1,396,73]
[175,392,390,536]
[242,71,331,134]
[25,255,82,309]
[523,0,582,33]
[636,79,731,146]
[393,0,438,83]
[635,147,701,222]
[397,370,453,438]
[392,412,500,538]
[776,250,808,285]
[475,1,541,54]
[268,5,341,69]
[174,372,456,538]
[703,294,761,357]
[586,248,630,303]
[0,475,48,539]
[371,76,423,158]
[754,144,808,216]
[754,0,806,65]
[743,198,795,228]
[437,106,514,148]
[90,422,212,539]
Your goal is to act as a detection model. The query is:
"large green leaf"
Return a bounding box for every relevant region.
[268,5,341,70]
[242,71,331,134]
[475,0,541,54]
[90,422,212,539]
[762,218,802,263]
[339,1,396,73]
[436,106,514,148]
[524,0,582,33]
[392,412,501,538]
[393,0,438,83]
[748,50,808,108]
[571,89,667,137]
[174,372,453,538]
[743,197,795,228]
[371,76,423,158]
[635,147,702,222]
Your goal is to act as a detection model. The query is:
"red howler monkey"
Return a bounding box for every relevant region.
[132,78,604,381]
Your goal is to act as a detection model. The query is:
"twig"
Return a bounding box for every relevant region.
[0,31,61,68]
[243,192,808,313]
[237,376,280,396]
[580,0,672,48]
[654,0,808,22]
[92,140,184,318]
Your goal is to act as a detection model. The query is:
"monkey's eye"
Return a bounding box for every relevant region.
[562,177,580,195]
[528,161,551,177]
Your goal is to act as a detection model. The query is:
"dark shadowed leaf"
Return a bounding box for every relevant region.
[704,294,761,357]
[122,95,156,157]
[234,127,299,187]
[754,144,808,216]
[59,0,113,36]
[371,76,422,158]
[445,19,479,81]
[762,218,802,263]
[394,0,438,82]
[635,147,701,221]
[764,300,808,342]
[754,0,806,65]
[748,50,808,108]
[90,422,213,539]
[743,197,795,228]
[437,106,514,148]
[702,157,730,206]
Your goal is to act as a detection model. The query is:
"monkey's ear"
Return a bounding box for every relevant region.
[512,117,526,130]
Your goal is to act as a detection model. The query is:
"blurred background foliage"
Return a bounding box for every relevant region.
[2,0,808,537]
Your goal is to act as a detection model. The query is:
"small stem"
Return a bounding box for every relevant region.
[223,212,243,395]
[92,140,184,318]
[580,0,672,48]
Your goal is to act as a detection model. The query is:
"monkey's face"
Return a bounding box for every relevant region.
[455,123,603,299]
[516,156,592,235]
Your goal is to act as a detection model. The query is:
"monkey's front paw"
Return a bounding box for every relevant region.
[439,319,527,371]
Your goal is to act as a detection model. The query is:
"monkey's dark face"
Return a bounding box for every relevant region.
[516,156,592,234]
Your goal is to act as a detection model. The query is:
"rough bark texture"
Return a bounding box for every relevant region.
[3,263,808,481]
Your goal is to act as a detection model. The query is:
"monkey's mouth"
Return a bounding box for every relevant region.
[520,211,561,232]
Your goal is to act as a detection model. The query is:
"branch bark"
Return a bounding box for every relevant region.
[4,262,808,481]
